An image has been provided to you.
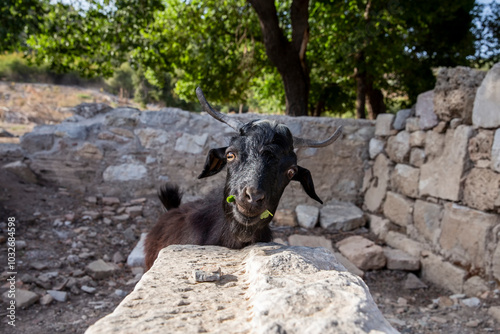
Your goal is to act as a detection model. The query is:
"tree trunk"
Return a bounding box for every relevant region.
[248,0,310,116]
[366,83,386,120]
[355,70,367,119]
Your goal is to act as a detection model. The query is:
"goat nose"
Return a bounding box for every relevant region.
[244,187,265,203]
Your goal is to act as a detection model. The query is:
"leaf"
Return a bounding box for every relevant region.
[260,210,273,220]
[226,195,236,203]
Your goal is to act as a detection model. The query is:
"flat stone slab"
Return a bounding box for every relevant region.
[86,244,396,334]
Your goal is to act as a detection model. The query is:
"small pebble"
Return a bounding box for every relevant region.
[193,267,221,282]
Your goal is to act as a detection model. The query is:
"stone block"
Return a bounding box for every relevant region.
[369,138,385,159]
[86,244,397,334]
[368,214,390,239]
[391,164,420,198]
[386,131,410,163]
[103,163,147,182]
[333,252,364,277]
[272,209,298,227]
[288,234,333,252]
[410,131,426,147]
[364,154,392,212]
[336,236,386,271]
[375,113,395,136]
[393,109,412,130]
[382,192,413,227]
[468,130,493,162]
[295,205,319,229]
[174,133,208,154]
[409,148,426,167]
[473,62,500,128]
[424,131,445,161]
[20,131,54,153]
[434,66,486,123]
[416,90,438,130]
[463,276,489,297]
[2,289,39,308]
[383,248,420,271]
[319,200,366,231]
[2,161,37,183]
[77,142,103,160]
[405,117,420,132]
[492,129,500,172]
[127,233,147,267]
[413,200,442,245]
[463,167,500,211]
[104,107,140,127]
[384,231,423,258]
[134,128,170,149]
[439,203,498,269]
[419,125,472,201]
[86,259,117,279]
[421,253,466,293]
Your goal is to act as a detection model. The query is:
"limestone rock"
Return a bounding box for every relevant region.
[86,244,397,334]
[333,252,364,278]
[174,133,208,154]
[384,231,423,258]
[468,130,493,162]
[405,117,420,132]
[409,148,426,167]
[413,200,443,245]
[2,160,37,183]
[404,273,428,290]
[127,233,147,267]
[73,102,112,118]
[369,137,385,159]
[103,163,147,182]
[288,234,333,252]
[473,62,500,128]
[77,142,103,160]
[416,90,438,130]
[424,131,445,161]
[382,192,413,227]
[439,203,498,269]
[368,214,390,239]
[104,108,140,128]
[492,129,500,172]
[434,66,486,123]
[386,131,410,163]
[364,154,392,212]
[319,200,366,231]
[383,248,420,271]
[2,289,39,308]
[47,290,68,302]
[134,128,169,149]
[336,236,386,270]
[421,253,466,293]
[393,109,412,130]
[463,167,500,211]
[294,205,319,229]
[419,125,472,201]
[463,276,489,297]
[20,130,54,153]
[375,113,395,136]
[391,164,420,198]
[86,259,117,279]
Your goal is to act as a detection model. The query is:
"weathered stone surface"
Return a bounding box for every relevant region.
[364,154,392,212]
[47,290,68,302]
[375,113,395,136]
[134,128,169,149]
[104,108,140,127]
[416,90,438,130]
[413,200,442,245]
[468,130,493,162]
[421,253,466,293]
[386,131,410,163]
[86,244,396,334]
[434,66,486,123]
[404,273,428,290]
[382,192,413,227]
[288,234,333,252]
[2,289,39,308]
[424,131,445,161]
[127,233,147,267]
[368,137,385,159]
[492,129,500,172]
[463,167,500,211]
[86,259,117,279]
[336,236,386,271]
[473,62,500,128]
[391,164,420,198]
[409,148,425,167]
[439,203,498,269]
[319,200,366,231]
[405,117,420,132]
[272,209,298,227]
[103,163,147,182]
[294,205,319,229]
[463,276,489,297]
[20,130,54,153]
[2,160,37,183]
[419,125,472,201]
[410,131,425,147]
[0,143,23,159]
[333,252,364,278]
[77,142,103,160]
[383,248,420,271]
[368,214,390,240]
[393,109,412,130]
[74,102,112,118]
[384,231,423,258]
[174,133,208,154]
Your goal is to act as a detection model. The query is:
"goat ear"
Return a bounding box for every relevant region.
[198,147,228,179]
[292,166,323,204]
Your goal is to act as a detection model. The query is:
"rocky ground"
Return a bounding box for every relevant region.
[1,82,500,333]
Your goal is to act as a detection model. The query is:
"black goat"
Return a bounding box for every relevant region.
[144,88,342,270]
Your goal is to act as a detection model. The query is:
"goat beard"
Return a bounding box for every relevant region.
[224,204,272,243]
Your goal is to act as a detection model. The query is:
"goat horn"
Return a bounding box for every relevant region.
[293,125,343,148]
[196,87,243,131]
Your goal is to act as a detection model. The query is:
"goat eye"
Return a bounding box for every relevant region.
[287,168,297,179]
[226,152,236,161]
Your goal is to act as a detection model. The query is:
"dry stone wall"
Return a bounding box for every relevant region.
[17,107,374,211]
[364,63,500,294]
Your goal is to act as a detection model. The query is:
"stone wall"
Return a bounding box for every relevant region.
[364,64,500,293]
[18,106,374,210]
